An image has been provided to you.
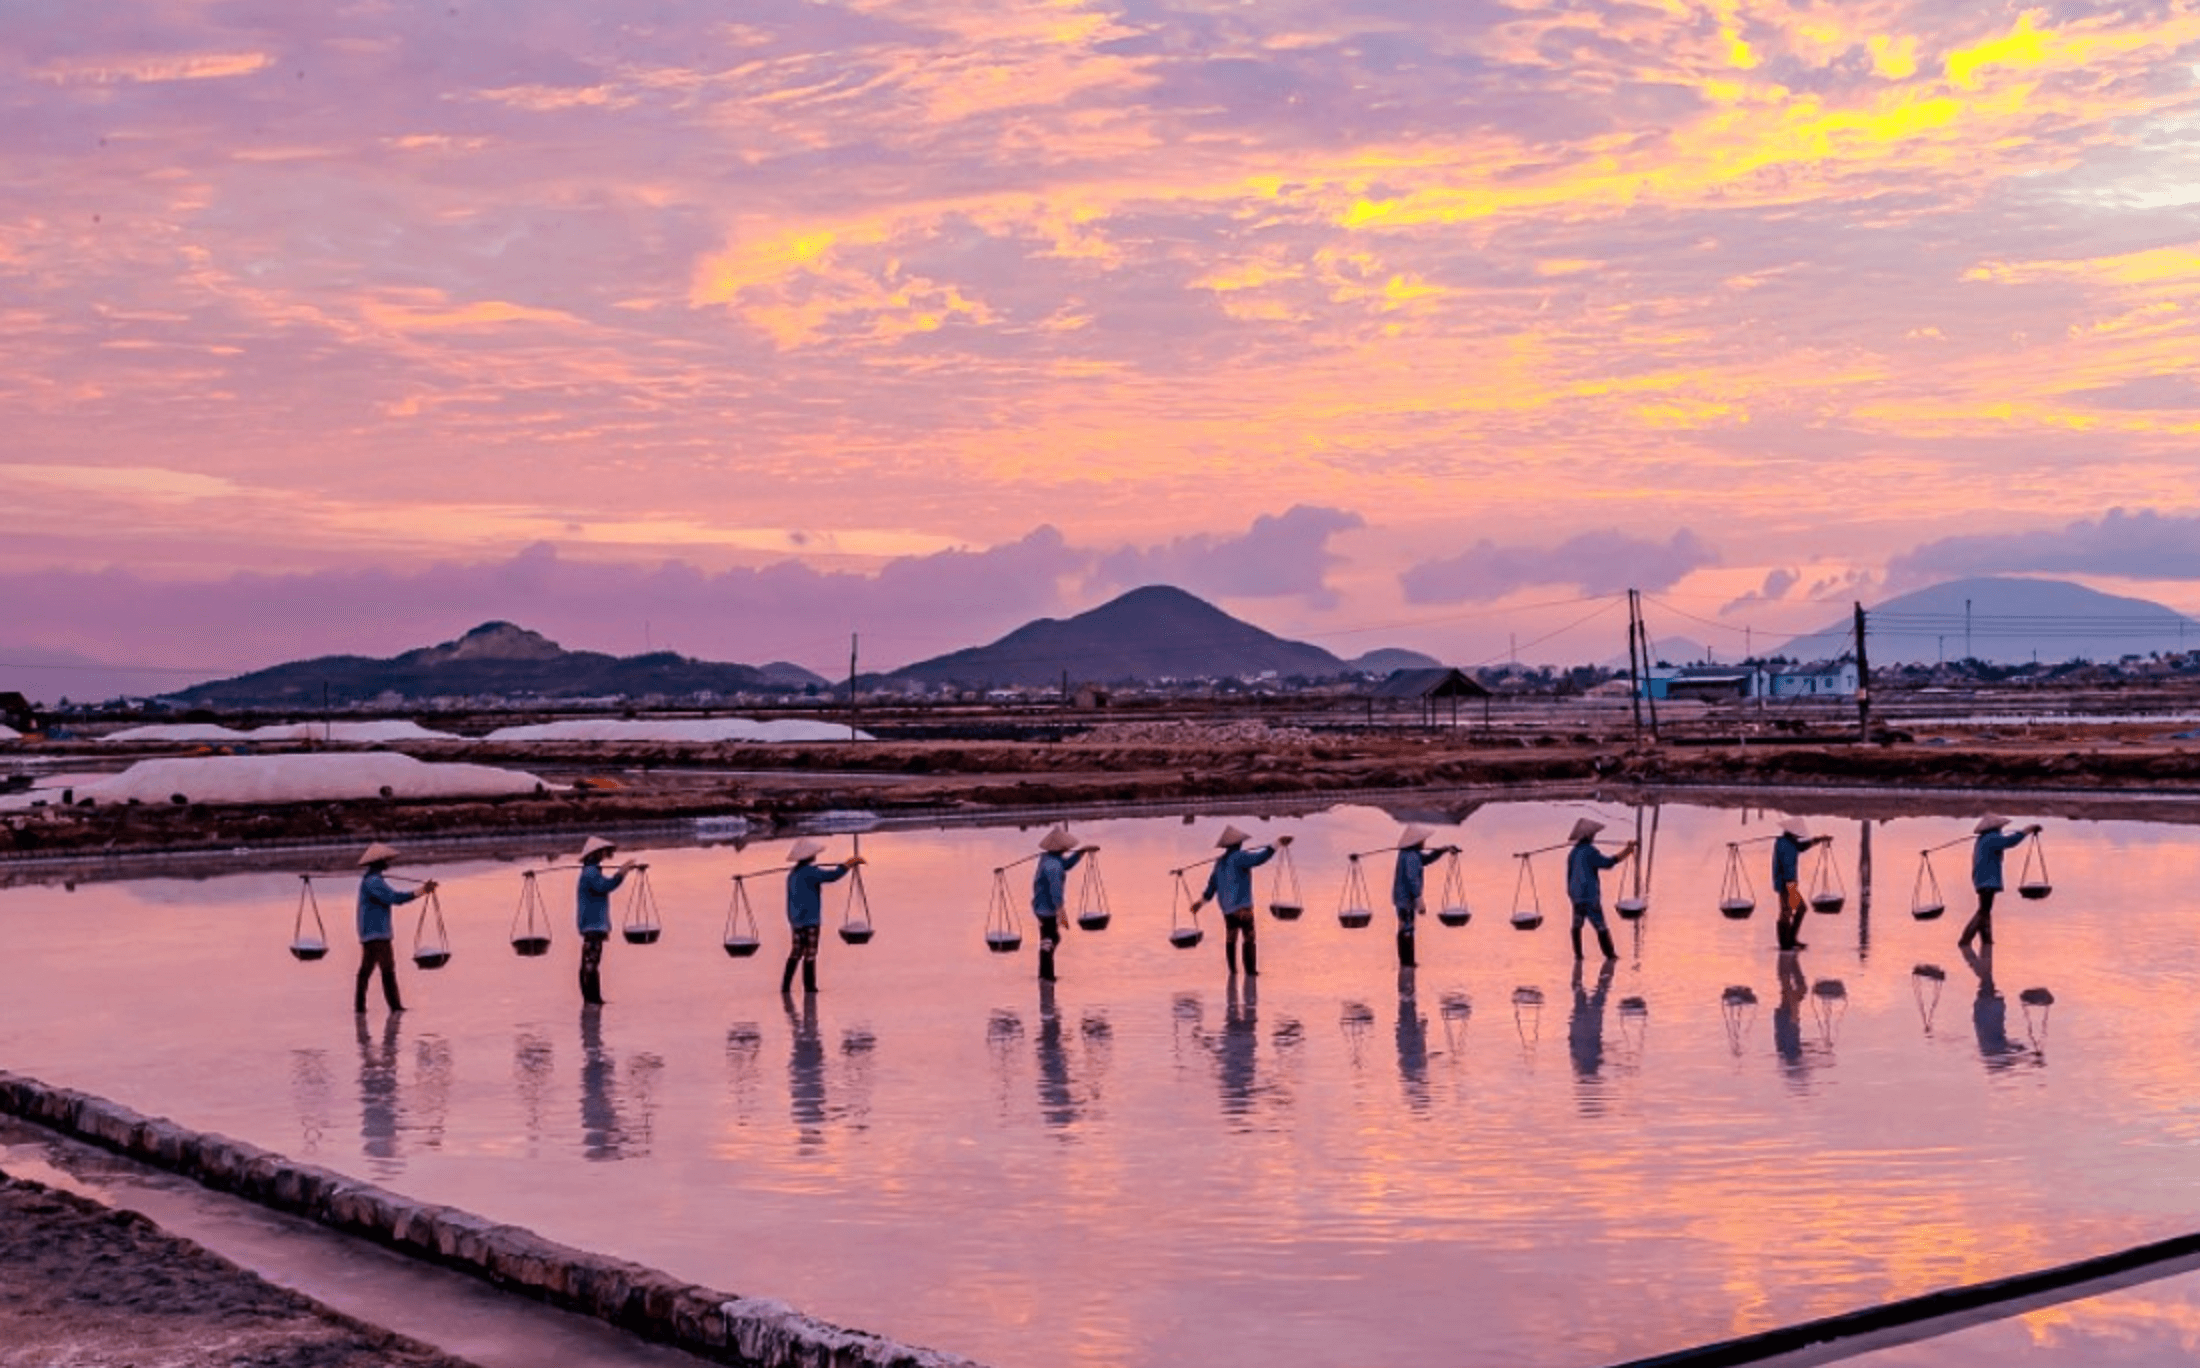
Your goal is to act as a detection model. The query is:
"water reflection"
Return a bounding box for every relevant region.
[790,993,831,1148]
[1962,944,2043,1074]
[512,1028,553,1155]
[1340,999,1376,1068]
[579,1005,625,1160]
[725,1021,764,1123]
[290,1048,330,1156]
[1393,969,1430,1114]
[355,1011,401,1175]
[1439,992,1472,1062]
[1035,983,1076,1129]
[1568,959,1614,1115]
[1511,986,1544,1062]
[1720,984,1758,1057]
[1772,952,1828,1090]
[1911,964,1947,1036]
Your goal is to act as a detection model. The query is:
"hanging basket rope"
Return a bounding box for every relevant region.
[620,866,663,945]
[1335,855,1375,929]
[1435,854,1472,927]
[290,876,329,962]
[510,871,552,957]
[1718,843,1757,919]
[411,887,452,970]
[839,863,876,945]
[1911,963,1946,1034]
[722,876,762,959]
[1808,842,1847,914]
[1268,843,1305,921]
[1911,850,1947,921]
[1509,852,1544,929]
[1168,871,1204,948]
[985,868,1024,954]
[1074,852,1113,931]
[2018,834,2054,900]
[1614,848,1648,920]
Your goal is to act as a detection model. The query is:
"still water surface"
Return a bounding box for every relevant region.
[3,798,2198,1367]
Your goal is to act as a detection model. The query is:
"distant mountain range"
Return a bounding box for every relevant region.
[885,585,1434,688]
[158,589,1438,706]
[1777,577,2200,665]
[170,623,831,707]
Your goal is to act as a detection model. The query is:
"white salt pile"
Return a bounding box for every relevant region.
[0,725,19,743]
[484,718,868,744]
[0,752,550,810]
[102,721,456,744]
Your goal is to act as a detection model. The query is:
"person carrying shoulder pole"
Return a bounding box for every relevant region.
[575,836,641,1006]
[1191,825,1289,976]
[1032,827,1096,983]
[354,842,435,1015]
[1565,818,1633,962]
[782,837,861,995]
[1391,824,1459,969]
[1959,815,2040,950]
[1772,817,1832,953]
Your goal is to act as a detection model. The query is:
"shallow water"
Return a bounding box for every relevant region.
[3,799,2197,1368]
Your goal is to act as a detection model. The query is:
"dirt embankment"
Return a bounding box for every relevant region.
[0,1169,478,1368]
[9,729,2200,860]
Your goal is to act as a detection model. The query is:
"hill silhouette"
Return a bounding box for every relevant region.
[171,622,825,707]
[1777,577,2199,664]
[890,585,1357,687]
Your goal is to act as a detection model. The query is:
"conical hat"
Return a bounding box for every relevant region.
[1568,818,1605,842]
[580,836,617,860]
[1974,814,2010,833]
[358,841,399,867]
[1039,827,1077,853]
[788,837,827,862]
[1399,824,1434,848]
[1779,818,1812,841]
[1215,824,1251,848]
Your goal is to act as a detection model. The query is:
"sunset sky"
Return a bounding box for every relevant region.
[8,0,2200,690]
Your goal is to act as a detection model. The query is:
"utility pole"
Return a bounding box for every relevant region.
[1625,588,1644,737]
[1635,592,1660,740]
[1854,602,1871,742]
[847,633,859,741]
[1965,598,1972,661]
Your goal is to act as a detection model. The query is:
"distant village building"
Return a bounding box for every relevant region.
[1768,659,1860,699]
[1641,659,1857,702]
[0,691,37,732]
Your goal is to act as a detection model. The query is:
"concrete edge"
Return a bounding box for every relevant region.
[0,1069,985,1368]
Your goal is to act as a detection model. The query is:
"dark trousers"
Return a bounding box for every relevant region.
[1395,906,1418,967]
[354,939,402,1013]
[1037,915,1061,981]
[580,931,607,1005]
[1776,883,1807,951]
[1959,888,1998,949]
[781,925,820,994]
[1224,909,1258,975]
[1570,903,1616,961]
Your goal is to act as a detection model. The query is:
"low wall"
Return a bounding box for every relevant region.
[0,1069,984,1368]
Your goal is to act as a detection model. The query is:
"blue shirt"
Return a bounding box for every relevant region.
[356,870,418,942]
[1392,847,1444,911]
[1771,834,1805,891]
[1972,829,2029,891]
[786,861,851,928]
[1031,849,1087,917]
[576,863,628,935]
[1201,845,1275,914]
[1566,840,1620,908]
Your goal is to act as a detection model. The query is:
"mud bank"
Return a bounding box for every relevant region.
[0,1072,984,1368]
[0,1167,481,1368]
[9,732,2200,860]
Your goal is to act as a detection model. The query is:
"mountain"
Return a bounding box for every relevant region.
[1603,637,1714,670]
[1776,578,2200,665]
[1349,648,1443,675]
[757,661,832,689]
[890,585,1353,687]
[168,622,800,707]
